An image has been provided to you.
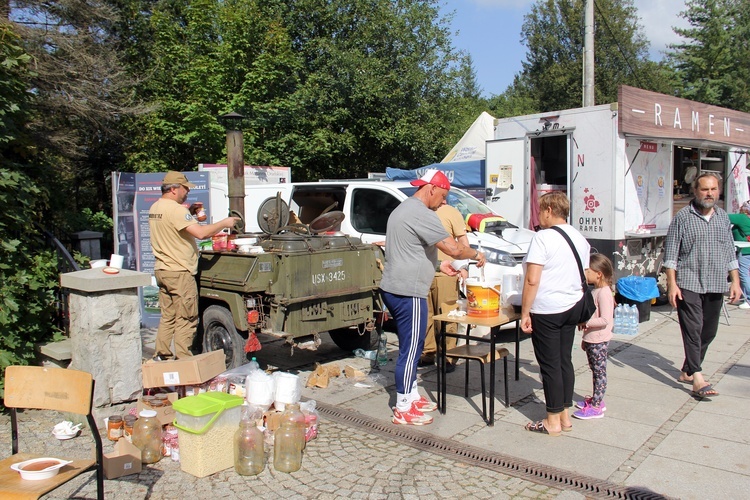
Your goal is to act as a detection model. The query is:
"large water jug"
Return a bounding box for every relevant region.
[132,409,162,464]
[274,419,302,473]
[234,418,265,476]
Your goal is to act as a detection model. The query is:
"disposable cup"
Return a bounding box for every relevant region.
[109,254,124,269]
[90,259,107,269]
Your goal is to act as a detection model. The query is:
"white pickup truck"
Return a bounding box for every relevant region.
[213,180,534,287]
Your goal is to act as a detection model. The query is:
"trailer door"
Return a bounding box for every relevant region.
[486,138,527,229]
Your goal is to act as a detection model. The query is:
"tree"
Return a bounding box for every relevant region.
[113,0,482,178]
[0,21,31,165]
[667,0,750,112]
[10,0,146,229]
[513,0,674,113]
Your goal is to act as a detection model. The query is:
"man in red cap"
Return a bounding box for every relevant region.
[149,171,240,360]
[380,169,486,425]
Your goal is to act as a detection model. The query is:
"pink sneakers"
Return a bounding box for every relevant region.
[392,402,434,425]
[412,396,437,413]
[573,402,604,419]
[575,396,606,412]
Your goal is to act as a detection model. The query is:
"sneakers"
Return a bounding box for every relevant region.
[575,396,606,412]
[412,396,437,412]
[739,302,750,310]
[392,402,434,425]
[573,402,604,420]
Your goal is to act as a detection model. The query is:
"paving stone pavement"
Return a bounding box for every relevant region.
[0,408,568,499]
[7,303,749,498]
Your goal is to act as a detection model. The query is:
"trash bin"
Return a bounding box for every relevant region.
[616,276,660,323]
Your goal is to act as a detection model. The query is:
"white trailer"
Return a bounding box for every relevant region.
[485,85,750,282]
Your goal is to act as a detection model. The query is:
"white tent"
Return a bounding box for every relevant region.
[441,111,495,163]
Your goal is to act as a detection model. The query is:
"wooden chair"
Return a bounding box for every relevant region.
[0,366,104,500]
[445,344,510,425]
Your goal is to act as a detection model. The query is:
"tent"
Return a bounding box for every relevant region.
[385,160,485,189]
[385,112,493,189]
[441,111,495,163]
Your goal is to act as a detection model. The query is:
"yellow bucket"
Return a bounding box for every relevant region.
[465,278,502,317]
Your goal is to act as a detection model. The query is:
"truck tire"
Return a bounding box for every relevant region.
[328,326,379,352]
[202,305,247,369]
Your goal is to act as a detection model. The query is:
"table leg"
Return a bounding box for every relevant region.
[489,328,496,426]
[515,319,520,381]
[438,321,446,414]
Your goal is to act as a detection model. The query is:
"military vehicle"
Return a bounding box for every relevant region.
[198,181,384,369]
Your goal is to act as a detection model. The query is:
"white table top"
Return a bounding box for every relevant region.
[735,241,750,249]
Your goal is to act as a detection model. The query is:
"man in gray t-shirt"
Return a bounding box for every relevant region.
[380,169,485,425]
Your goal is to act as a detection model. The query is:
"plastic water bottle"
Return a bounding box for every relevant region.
[614,304,624,334]
[630,304,640,335]
[247,357,260,372]
[626,304,638,335]
[354,348,376,360]
[624,304,634,335]
[376,333,388,366]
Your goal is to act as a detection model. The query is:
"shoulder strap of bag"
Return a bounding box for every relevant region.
[549,225,586,290]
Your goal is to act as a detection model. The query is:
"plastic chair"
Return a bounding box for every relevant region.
[444,343,510,425]
[0,366,104,500]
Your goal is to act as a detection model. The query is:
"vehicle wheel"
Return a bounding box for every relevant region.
[328,326,379,352]
[202,305,248,369]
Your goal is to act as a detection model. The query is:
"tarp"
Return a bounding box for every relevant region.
[441,111,495,163]
[385,160,485,189]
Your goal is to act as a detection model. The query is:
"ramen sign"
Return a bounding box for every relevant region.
[618,85,750,148]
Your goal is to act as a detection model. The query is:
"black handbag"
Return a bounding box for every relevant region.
[550,226,596,324]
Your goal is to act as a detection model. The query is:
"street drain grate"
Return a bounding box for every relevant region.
[316,402,673,500]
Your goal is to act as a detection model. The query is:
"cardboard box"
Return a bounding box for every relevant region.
[142,350,225,389]
[136,393,179,426]
[103,439,142,479]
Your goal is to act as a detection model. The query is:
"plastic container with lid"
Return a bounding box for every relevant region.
[172,392,243,477]
[132,409,162,464]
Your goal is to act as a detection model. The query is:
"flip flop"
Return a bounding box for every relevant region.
[692,384,719,398]
[678,376,693,384]
[562,424,573,432]
[524,420,561,437]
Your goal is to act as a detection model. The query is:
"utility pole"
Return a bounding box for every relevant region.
[583,0,595,107]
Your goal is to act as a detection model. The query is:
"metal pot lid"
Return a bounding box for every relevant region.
[257,196,290,234]
[309,211,345,233]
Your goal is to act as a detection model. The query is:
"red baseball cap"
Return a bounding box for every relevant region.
[410,169,451,190]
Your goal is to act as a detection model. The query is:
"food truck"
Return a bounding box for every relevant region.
[484,85,750,281]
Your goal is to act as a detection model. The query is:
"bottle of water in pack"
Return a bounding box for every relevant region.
[613,303,624,334]
[631,304,640,335]
[626,304,638,335]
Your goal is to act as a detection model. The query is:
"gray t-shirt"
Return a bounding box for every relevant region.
[380,197,449,298]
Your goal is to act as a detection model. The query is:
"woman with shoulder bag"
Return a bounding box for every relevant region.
[520,191,591,436]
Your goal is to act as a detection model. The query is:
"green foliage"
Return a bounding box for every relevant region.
[115,0,480,176]
[667,0,750,111]
[0,22,31,160]
[513,0,676,112]
[0,169,62,397]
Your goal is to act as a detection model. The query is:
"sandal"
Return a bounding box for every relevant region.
[524,420,561,437]
[691,384,719,398]
[562,423,573,432]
